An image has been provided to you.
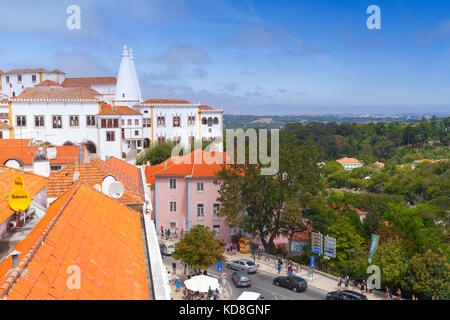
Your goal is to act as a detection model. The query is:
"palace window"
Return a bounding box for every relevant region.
[86,115,95,127]
[188,116,195,126]
[158,136,166,143]
[143,118,151,128]
[69,115,79,127]
[196,182,204,192]
[106,131,115,141]
[32,75,37,83]
[173,116,181,127]
[34,115,44,127]
[135,119,139,126]
[52,116,62,129]
[157,116,165,126]
[16,116,27,127]
[17,75,22,83]
[174,136,181,144]
[127,119,132,125]
[169,178,177,190]
[135,130,139,136]
[213,117,219,125]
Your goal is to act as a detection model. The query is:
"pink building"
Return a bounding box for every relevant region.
[144,150,235,243]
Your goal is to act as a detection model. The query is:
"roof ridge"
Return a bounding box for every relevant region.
[0,183,82,299]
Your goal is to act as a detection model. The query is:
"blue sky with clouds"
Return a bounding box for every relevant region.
[0,0,449,115]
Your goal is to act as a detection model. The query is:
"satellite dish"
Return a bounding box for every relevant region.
[47,147,57,160]
[108,181,125,199]
[93,184,101,192]
[73,170,80,181]
[101,175,116,195]
[4,159,22,169]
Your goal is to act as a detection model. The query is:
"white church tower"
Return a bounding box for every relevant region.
[113,44,142,107]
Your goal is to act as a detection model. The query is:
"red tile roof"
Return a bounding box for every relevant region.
[62,77,116,87]
[5,68,49,74]
[0,183,150,300]
[99,104,141,115]
[145,149,230,184]
[0,140,79,166]
[143,99,191,104]
[0,165,48,225]
[35,80,61,87]
[336,157,362,164]
[13,87,100,100]
[48,158,143,205]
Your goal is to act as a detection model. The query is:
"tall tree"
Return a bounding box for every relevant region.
[173,225,225,271]
[215,133,323,252]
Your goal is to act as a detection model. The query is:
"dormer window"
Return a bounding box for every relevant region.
[17,75,22,83]
[32,75,37,83]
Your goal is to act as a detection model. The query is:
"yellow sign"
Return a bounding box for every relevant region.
[8,176,31,212]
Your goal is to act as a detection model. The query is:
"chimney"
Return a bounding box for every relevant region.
[10,250,21,268]
[33,147,50,177]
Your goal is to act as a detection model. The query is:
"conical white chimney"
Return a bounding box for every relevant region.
[114,44,140,106]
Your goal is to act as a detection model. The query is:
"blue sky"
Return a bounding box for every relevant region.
[0,0,449,115]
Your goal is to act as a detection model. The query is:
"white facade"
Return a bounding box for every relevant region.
[2,44,224,160]
[0,69,65,98]
[9,100,100,147]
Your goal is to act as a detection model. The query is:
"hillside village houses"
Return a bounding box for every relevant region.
[0,44,223,161]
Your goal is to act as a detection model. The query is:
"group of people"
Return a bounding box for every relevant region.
[337,275,373,295]
[161,226,171,240]
[183,288,221,300]
[225,243,235,255]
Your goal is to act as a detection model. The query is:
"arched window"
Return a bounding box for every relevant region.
[207,117,212,126]
[202,117,207,125]
[213,117,219,125]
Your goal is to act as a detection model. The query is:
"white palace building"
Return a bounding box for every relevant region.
[0,45,223,160]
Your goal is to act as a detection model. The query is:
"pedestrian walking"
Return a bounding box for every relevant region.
[337,276,343,291]
[277,264,282,274]
[360,280,366,295]
[397,288,402,300]
[175,277,181,292]
[172,262,177,275]
[167,228,171,239]
[165,229,168,240]
[161,226,164,238]
[184,263,187,275]
[385,286,390,300]
[352,279,358,291]
[167,271,172,285]
[345,275,349,289]
[226,244,230,255]
[230,244,233,255]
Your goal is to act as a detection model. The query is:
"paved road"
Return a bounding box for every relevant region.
[163,256,327,300]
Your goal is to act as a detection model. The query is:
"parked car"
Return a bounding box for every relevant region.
[273,276,307,292]
[326,290,368,300]
[237,291,264,300]
[231,271,252,288]
[226,259,258,273]
[159,243,175,256]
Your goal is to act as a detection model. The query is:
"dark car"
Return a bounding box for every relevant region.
[232,271,252,288]
[326,290,368,300]
[273,276,307,292]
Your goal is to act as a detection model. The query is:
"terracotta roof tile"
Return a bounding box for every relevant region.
[13,87,100,101]
[35,80,61,87]
[62,77,116,87]
[5,68,49,74]
[0,183,149,300]
[143,99,191,104]
[48,158,143,204]
[99,104,141,115]
[336,157,362,164]
[0,140,79,166]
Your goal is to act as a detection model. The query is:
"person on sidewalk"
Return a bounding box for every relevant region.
[396,288,402,300]
[385,286,390,300]
[172,262,177,275]
[352,279,358,291]
[167,271,172,285]
[337,276,342,291]
[161,226,164,238]
[175,277,181,292]
[344,275,349,289]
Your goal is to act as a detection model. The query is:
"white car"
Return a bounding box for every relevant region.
[236,291,264,300]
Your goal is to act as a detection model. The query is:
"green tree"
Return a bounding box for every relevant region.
[327,215,365,276]
[173,225,225,271]
[279,197,309,258]
[136,140,177,165]
[372,238,408,288]
[215,133,323,252]
[406,248,450,300]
